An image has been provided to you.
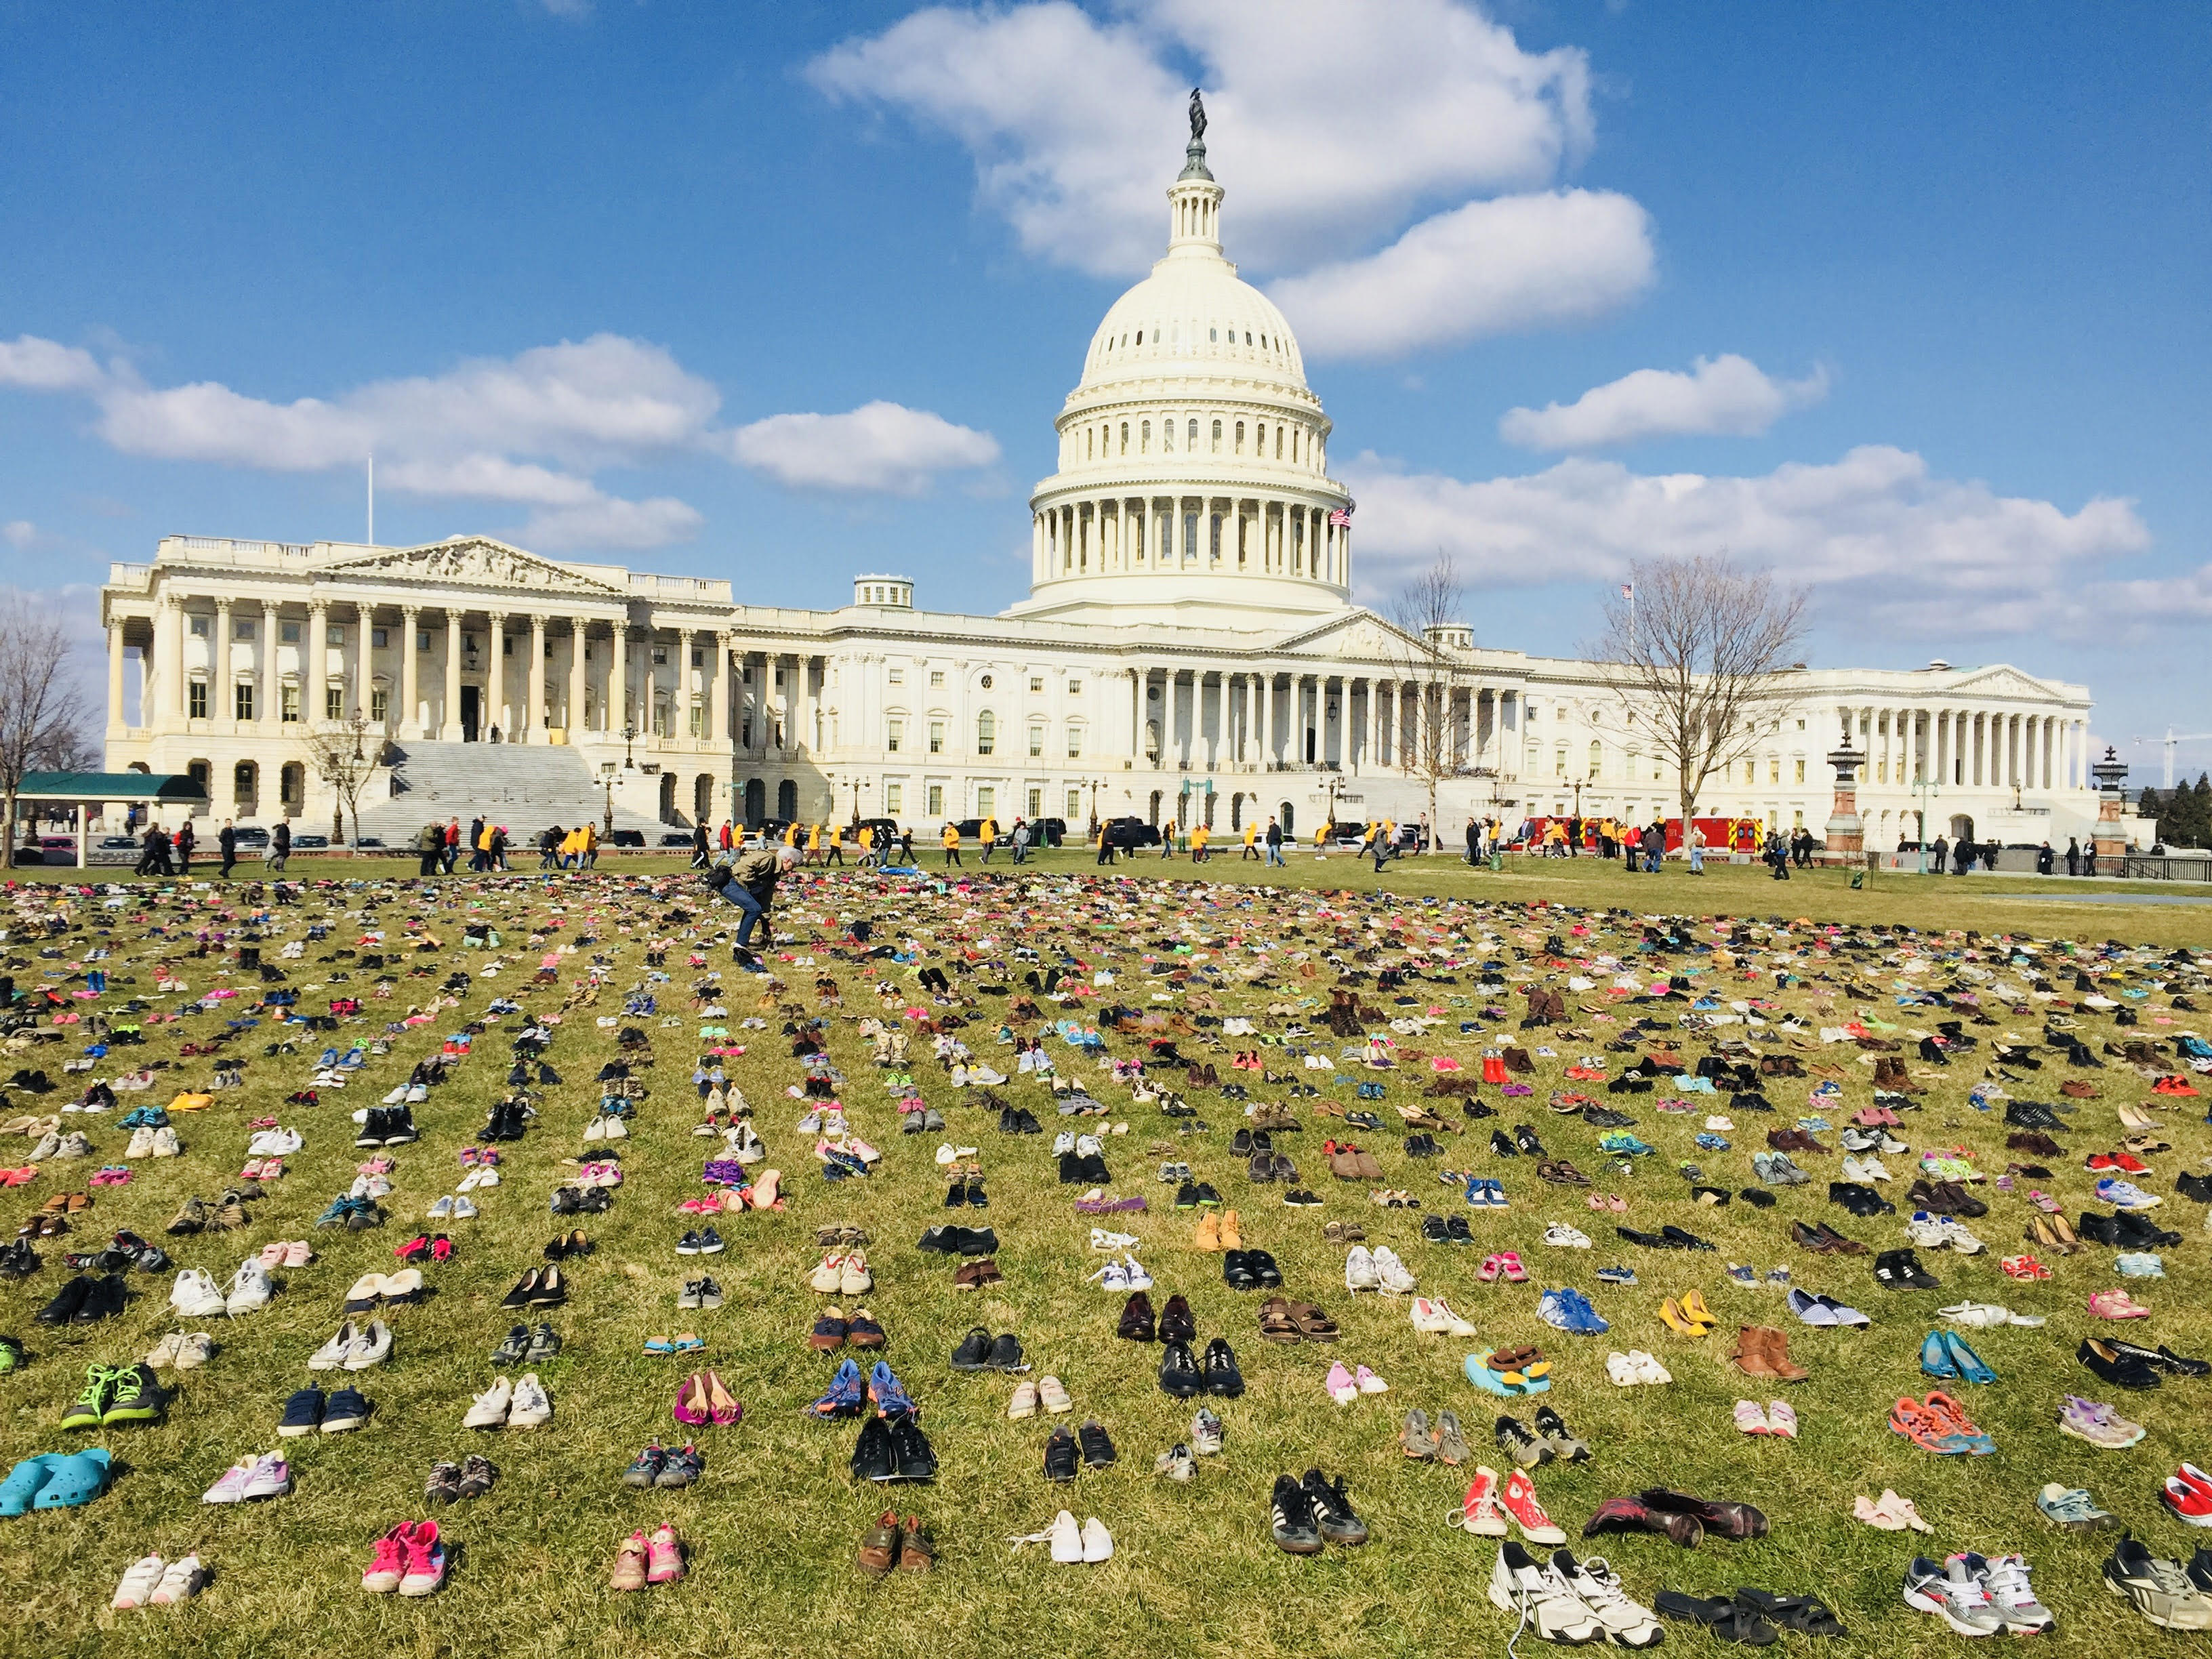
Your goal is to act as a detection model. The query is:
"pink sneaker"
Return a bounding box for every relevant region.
[1765,1399,1799,1439]
[201,1459,255,1504]
[2089,1288,2152,1319]
[282,1239,312,1268]
[397,1520,445,1596]
[361,1524,408,1593]
[1325,1361,1358,1404]
[645,1523,684,1584]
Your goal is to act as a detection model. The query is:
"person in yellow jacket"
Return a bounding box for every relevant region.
[1191,821,1211,863]
[940,822,963,867]
[977,816,1000,865]
[823,821,845,866]
[558,825,584,869]
[805,823,822,865]
[857,824,878,869]
[783,821,800,851]
[579,822,600,869]
[1242,819,1260,861]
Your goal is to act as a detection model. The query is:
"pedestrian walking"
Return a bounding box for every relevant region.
[268,820,290,873]
[217,819,238,879]
[1264,817,1285,867]
[941,822,963,867]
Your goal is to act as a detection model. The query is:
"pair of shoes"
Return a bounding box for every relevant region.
[1603,1350,1671,1386]
[1008,1510,1112,1563]
[1041,1419,1116,1479]
[2105,1534,2212,1631]
[201,1451,290,1503]
[58,1363,164,1429]
[851,1410,937,1481]
[308,1319,394,1370]
[1731,1398,1799,1437]
[856,1510,935,1574]
[110,1552,208,1607]
[462,1373,552,1429]
[609,1525,684,1590]
[2034,1481,2119,1532]
[1853,1488,1933,1531]
[360,1521,445,1595]
[1902,1552,2054,1636]
[1268,1469,1368,1552]
[0,1447,112,1512]
[620,1441,704,1489]
[1399,1407,1471,1462]
[424,1455,499,1502]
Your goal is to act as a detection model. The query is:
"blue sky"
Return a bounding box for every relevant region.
[3,2,2206,765]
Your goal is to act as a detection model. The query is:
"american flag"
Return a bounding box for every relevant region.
[1328,506,1353,527]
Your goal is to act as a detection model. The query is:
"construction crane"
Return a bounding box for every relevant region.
[2134,729,2212,790]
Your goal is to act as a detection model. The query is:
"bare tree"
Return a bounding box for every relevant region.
[1388,554,1473,844]
[304,709,384,846]
[0,591,92,868]
[1593,554,1809,838]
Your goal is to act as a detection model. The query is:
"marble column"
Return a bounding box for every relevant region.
[441,608,463,740]
[712,632,731,745]
[106,619,126,735]
[401,607,422,739]
[610,625,628,735]
[565,619,587,739]
[165,594,187,719]
[526,615,546,741]
[1259,672,1274,768]
[305,602,329,729]
[213,598,233,729]
[487,615,506,741]
[352,605,371,726]
[1165,668,1181,770]
[260,601,282,732]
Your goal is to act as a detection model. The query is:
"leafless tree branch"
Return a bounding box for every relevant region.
[1386,553,1473,838]
[0,591,93,868]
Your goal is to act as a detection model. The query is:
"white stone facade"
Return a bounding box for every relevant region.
[98,141,2104,852]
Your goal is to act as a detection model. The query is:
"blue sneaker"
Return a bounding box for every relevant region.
[1595,1265,1638,1286]
[1538,1290,1577,1332]
[1695,1132,1731,1151]
[1565,1290,1610,1334]
[867,1361,915,1416]
[808,1357,864,1417]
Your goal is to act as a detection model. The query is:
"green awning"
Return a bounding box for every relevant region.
[15,772,209,804]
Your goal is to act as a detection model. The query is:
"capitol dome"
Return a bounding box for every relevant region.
[1008,121,1354,629]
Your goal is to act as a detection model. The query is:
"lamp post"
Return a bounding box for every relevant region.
[1085,777,1106,842]
[621,722,637,770]
[600,764,616,840]
[2091,745,2130,870]
[1910,773,1942,874]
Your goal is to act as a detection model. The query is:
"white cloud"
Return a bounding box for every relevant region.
[1267,190,1654,360]
[0,332,1000,552]
[1342,445,2152,637]
[725,401,1001,495]
[2,520,35,550]
[0,335,106,393]
[808,0,1649,357]
[1501,354,1829,450]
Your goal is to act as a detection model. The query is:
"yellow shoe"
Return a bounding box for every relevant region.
[1193,1212,1221,1252]
[1218,1210,1244,1252]
[1679,1288,1718,1330]
[1658,1296,1700,1336]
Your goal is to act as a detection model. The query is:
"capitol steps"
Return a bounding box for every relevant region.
[351,742,667,840]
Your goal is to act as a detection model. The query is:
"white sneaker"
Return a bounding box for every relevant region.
[1488,1540,1603,1643]
[112,1553,166,1609]
[344,1319,393,1369]
[1542,1223,1593,1250]
[463,1376,513,1428]
[1371,1246,1418,1294]
[428,1195,455,1221]
[1345,1245,1381,1292]
[1088,1227,1137,1252]
[1080,1517,1113,1563]
[1088,1258,1130,1292]
[150,1126,181,1158]
[601,1115,628,1141]
[225,1260,274,1314]
[173,1269,229,1318]
[149,1553,208,1603]
[237,1455,289,1501]
[451,1195,478,1220]
[1011,1509,1084,1564]
[1605,1351,1639,1386]
[506,1372,552,1427]
[125,1127,155,1159]
[1555,1551,1663,1646]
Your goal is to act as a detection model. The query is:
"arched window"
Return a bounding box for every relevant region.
[1119,422,1128,455]
[1255,422,1266,456]
[1275,426,1284,459]
[1187,418,1198,449]
[1235,421,1245,454]
[1141,420,1151,453]
[1162,419,1174,453]
[977,710,996,756]
[1589,741,1602,779]
[232,760,257,804]
[1086,428,1093,460]
[1210,419,1222,452]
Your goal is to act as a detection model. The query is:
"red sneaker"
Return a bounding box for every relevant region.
[1500,1467,1566,1542]
[398,1519,445,1596]
[1456,1467,1509,1536]
[2163,1473,2212,1527]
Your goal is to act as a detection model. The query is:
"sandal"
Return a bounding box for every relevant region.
[1287,1301,1340,1342]
[1730,1588,1843,1637]
[1654,1591,1779,1645]
[1257,1298,1302,1343]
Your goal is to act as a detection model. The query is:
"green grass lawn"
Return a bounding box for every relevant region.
[5,855,2212,1656]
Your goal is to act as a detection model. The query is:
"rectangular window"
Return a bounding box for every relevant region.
[888,668,904,685]
[1067,728,1083,758]
[281,621,302,644]
[328,626,345,647]
[1769,758,1780,785]
[189,615,209,638]
[1029,676,1044,693]
[325,686,343,720]
[1554,747,1568,778]
[978,786,996,818]
[1028,726,1044,757]
[371,628,388,649]
[234,619,255,641]
[652,647,668,666]
[281,684,301,722]
[417,632,431,652]
[1795,758,1807,784]
[926,783,943,817]
[691,650,704,668]
[1025,787,1042,817]
[887,718,903,753]
[928,721,944,754]
[234,682,255,721]
[1067,680,1082,697]
[188,680,208,718]
[501,636,514,657]
[884,781,903,813]
[688,706,703,738]
[1743,760,1756,784]
[370,687,389,723]
[1067,789,1081,819]
[929,670,945,688]
[1183,510,1199,561]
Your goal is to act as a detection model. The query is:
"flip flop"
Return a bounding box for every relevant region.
[1654,1591,1779,1646]
[1731,1588,1845,1637]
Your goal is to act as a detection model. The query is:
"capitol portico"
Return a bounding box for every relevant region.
[98,122,2106,853]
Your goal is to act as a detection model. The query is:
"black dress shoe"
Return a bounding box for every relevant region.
[852,1414,896,1481]
[1659,1225,1715,1251]
[75,1273,127,1322]
[1202,1337,1245,1397]
[1118,1292,1157,1341]
[2078,1337,2161,1390]
[1158,1339,1202,1397]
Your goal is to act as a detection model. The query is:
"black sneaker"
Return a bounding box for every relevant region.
[1247,1250,1284,1288]
[1534,1404,1592,1462]
[1420,1215,1450,1244]
[1659,1225,1715,1251]
[1270,1473,1323,1554]
[1158,1340,1202,1398]
[949,1327,994,1370]
[1490,1129,1519,1158]
[1077,1417,1117,1468]
[888,1413,938,1481]
[697,1227,724,1255]
[354,1109,389,1147]
[1446,1214,1475,1244]
[278,1387,325,1436]
[1513,1125,1545,1157]
[1202,1337,1245,1398]
[985,1332,1027,1372]
[1302,1469,1369,1545]
[851,1415,896,1481]
[676,1230,703,1255]
[491,1324,531,1366]
[1494,1414,1553,1468]
[1042,1425,1079,1482]
[77,1273,126,1322]
[455,1454,498,1498]
[524,1324,562,1364]
[943,1181,968,1208]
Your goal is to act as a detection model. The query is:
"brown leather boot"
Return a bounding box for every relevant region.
[1730,1326,1776,1378]
[1759,1326,1810,1382]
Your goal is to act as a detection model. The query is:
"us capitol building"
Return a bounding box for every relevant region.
[99,120,2102,851]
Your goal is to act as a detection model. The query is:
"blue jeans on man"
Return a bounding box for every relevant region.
[714,882,767,954]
